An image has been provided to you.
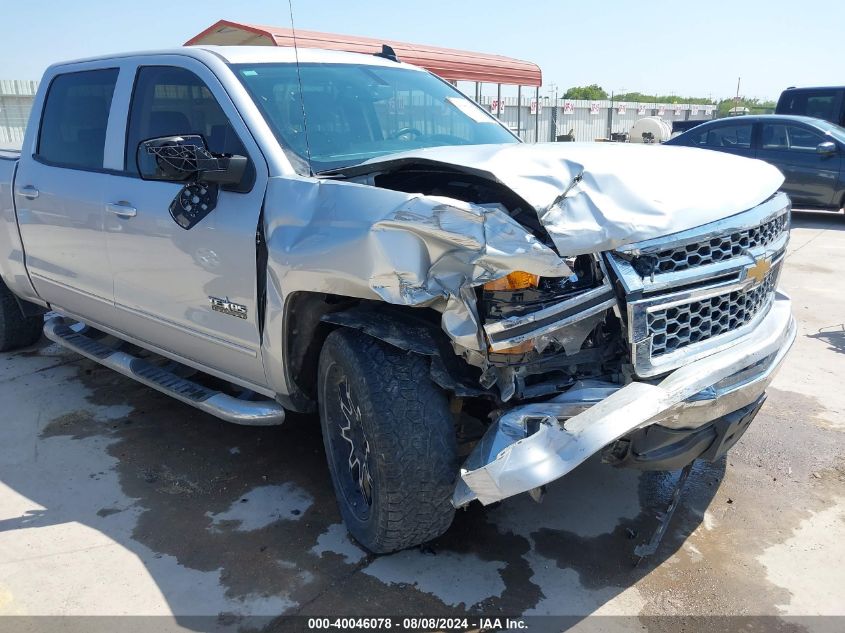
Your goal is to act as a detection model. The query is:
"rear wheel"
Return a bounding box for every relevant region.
[0,281,42,352]
[318,328,458,553]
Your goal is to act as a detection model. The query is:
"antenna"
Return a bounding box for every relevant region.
[288,0,313,174]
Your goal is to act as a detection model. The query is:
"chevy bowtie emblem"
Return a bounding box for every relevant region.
[746,257,772,286]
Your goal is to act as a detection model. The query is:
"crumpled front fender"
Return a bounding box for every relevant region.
[261,176,571,354]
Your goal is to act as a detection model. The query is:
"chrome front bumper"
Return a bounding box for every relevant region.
[453,292,796,507]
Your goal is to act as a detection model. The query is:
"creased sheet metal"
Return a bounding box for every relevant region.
[340,142,785,256]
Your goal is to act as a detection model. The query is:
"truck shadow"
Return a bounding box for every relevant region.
[0,345,722,630]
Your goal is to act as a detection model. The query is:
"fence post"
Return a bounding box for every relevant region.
[517,85,522,139]
[534,86,539,143]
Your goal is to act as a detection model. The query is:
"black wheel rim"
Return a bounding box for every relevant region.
[324,366,373,521]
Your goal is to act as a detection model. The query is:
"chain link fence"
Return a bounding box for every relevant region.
[1,79,717,149]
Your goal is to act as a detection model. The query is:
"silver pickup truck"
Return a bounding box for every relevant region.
[0,45,795,553]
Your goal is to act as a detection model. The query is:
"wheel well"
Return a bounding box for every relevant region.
[282,292,351,410]
[282,293,476,411]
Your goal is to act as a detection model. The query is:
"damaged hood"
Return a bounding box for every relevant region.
[340,142,785,255]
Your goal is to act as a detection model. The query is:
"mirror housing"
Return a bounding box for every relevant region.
[137,135,247,186]
[817,140,837,156]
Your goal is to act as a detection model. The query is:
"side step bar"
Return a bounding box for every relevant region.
[44,317,285,426]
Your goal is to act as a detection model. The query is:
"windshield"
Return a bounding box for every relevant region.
[233,62,518,173]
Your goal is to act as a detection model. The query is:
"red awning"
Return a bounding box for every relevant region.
[185,20,542,87]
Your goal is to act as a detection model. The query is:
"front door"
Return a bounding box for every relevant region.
[14,67,120,321]
[101,62,269,389]
[756,122,840,208]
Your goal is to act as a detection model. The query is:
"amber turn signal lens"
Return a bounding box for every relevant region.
[483,271,540,291]
[491,339,535,355]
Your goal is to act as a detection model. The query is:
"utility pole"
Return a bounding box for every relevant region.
[734,77,741,114]
[548,83,558,141]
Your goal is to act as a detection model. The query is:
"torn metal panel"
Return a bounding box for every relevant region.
[332,142,785,256]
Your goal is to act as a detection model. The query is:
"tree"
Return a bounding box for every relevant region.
[563,84,608,100]
[716,97,776,117]
[615,92,713,104]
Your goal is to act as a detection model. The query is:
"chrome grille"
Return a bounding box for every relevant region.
[638,213,789,274]
[611,192,792,378]
[647,272,777,356]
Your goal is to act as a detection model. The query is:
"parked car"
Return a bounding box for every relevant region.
[0,46,796,554]
[666,115,845,211]
[776,86,845,127]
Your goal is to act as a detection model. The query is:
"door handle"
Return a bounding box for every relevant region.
[17,185,39,200]
[106,202,137,218]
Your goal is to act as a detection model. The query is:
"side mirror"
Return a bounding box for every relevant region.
[817,140,837,156]
[137,135,247,186]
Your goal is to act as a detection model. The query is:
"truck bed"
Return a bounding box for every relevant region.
[0,149,21,161]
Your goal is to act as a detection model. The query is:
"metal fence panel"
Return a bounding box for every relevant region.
[480,96,716,142]
[0,80,38,148]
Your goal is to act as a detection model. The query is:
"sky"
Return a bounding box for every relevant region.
[1,0,842,102]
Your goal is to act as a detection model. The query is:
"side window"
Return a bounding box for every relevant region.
[761,124,825,152]
[761,124,789,150]
[806,95,836,121]
[704,124,752,149]
[785,125,825,152]
[37,68,118,170]
[125,66,252,185]
[689,128,709,146]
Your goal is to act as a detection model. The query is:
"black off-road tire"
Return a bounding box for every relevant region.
[318,328,458,554]
[0,281,42,352]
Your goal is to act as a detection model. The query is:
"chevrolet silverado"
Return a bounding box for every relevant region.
[0,46,795,553]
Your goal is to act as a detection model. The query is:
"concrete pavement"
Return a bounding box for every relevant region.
[0,211,843,632]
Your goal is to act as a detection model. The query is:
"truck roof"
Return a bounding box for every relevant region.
[47,45,427,73]
[780,85,845,92]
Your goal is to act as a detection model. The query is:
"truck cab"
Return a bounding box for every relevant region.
[776,86,845,127]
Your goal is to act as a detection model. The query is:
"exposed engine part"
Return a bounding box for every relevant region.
[368,167,552,246]
[475,255,626,401]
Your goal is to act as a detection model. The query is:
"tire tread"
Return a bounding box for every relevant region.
[319,328,457,553]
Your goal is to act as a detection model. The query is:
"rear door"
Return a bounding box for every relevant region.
[101,59,270,389]
[698,121,756,159]
[756,122,840,208]
[13,66,120,320]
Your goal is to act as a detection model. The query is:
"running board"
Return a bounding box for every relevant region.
[44,316,285,426]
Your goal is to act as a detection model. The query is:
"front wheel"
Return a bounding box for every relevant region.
[318,328,458,553]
